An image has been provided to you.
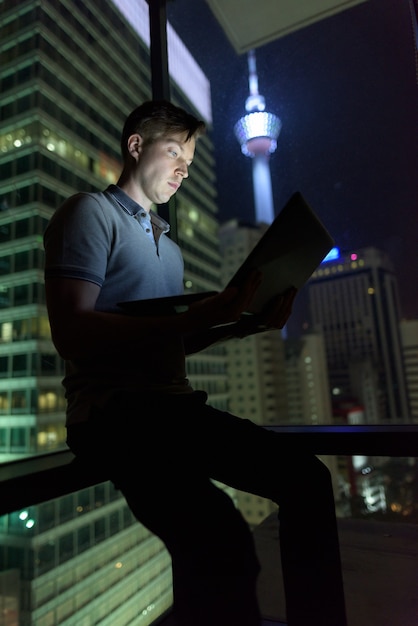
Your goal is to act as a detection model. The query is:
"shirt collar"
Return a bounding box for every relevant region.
[106,184,170,234]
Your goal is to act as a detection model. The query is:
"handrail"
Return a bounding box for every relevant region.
[0,449,108,516]
[1,424,417,517]
[266,423,418,456]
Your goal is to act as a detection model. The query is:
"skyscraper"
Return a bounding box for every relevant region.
[400,318,418,423]
[308,246,410,423]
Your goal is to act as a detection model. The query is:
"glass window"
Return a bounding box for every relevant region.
[15,251,30,272]
[15,218,30,238]
[77,526,91,554]
[37,541,56,575]
[0,429,8,447]
[14,284,30,306]
[12,353,27,375]
[94,518,106,544]
[0,224,11,242]
[10,428,26,449]
[11,390,27,410]
[59,533,75,565]
[38,501,56,532]
[59,495,75,525]
[0,356,9,377]
[8,546,25,569]
[109,511,120,536]
[0,256,11,275]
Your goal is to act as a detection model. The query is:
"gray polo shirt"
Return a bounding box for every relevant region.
[44,185,194,425]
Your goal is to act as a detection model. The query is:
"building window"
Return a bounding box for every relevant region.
[12,354,27,376]
[10,427,26,449]
[11,390,27,411]
[0,356,8,377]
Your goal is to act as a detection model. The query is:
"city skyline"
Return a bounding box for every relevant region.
[168,0,418,322]
[0,4,416,625]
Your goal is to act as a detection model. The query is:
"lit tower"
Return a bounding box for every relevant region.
[234,49,282,225]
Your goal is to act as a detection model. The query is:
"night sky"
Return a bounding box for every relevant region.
[167,0,418,323]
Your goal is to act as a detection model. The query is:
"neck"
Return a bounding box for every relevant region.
[116,173,152,213]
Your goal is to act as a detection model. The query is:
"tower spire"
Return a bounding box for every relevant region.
[246,49,265,111]
[234,49,282,225]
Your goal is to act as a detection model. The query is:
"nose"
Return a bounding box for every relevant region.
[176,162,189,178]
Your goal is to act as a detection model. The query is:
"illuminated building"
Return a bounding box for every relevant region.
[400,319,418,423]
[308,246,410,423]
[234,49,282,225]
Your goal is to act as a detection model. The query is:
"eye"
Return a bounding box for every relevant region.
[170,149,178,158]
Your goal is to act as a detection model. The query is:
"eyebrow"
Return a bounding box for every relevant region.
[164,137,194,164]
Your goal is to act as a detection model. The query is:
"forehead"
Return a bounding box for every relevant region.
[159,131,196,154]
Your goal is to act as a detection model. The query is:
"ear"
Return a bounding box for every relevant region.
[127,134,143,159]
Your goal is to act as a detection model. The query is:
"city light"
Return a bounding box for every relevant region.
[234,49,282,224]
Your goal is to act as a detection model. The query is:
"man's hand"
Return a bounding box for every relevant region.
[184,270,263,331]
[256,287,298,329]
[234,287,298,338]
[181,282,297,354]
[183,270,297,336]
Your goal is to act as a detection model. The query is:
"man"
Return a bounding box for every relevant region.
[44,100,347,626]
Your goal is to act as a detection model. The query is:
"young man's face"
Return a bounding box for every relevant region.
[134,131,196,209]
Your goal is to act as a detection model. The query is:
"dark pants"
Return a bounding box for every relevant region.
[67,391,347,626]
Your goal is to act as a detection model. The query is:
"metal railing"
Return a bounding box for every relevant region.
[2,423,417,516]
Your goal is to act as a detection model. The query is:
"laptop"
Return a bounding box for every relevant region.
[118,191,334,316]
